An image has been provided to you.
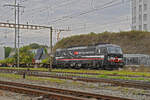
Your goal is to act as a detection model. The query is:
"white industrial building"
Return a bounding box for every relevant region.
[132,0,150,31]
[0,46,5,60]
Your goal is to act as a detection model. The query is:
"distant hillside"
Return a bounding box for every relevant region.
[54,31,150,54]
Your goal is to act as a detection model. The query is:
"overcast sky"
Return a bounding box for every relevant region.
[0,0,131,47]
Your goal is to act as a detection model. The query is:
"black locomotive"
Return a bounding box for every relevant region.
[53,43,124,70]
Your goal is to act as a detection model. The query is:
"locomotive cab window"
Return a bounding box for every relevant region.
[107,46,122,54]
[101,47,107,54]
[56,52,60,56]
[63,51,67,56]
[96,49,101,54]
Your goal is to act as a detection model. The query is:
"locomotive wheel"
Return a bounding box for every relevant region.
[93,63,99,69]
[62,64,66,69]
[64,63,69,69]
[75,64,81,69]
[101,65,106,70]
[96,63,101,69]
[81,64,86,69]
[55,65,59,69]
[113,66,119,70]
[87,64,92,69]
[105,65,113,70]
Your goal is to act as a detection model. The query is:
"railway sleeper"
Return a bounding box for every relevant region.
[0,84,88,100]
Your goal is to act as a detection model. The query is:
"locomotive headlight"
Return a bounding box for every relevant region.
[108,57,114,60]
[118,58,123,60]
[118,58,123,62]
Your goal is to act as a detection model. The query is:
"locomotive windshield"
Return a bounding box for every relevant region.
[107,46,123,54]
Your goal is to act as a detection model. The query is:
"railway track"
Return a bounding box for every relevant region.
[52,71,149,78]
[0,68,149,78]
[0,80,132,100]
[0,68,150,90]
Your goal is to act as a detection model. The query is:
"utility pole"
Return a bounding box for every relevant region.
[49,27,53,71]
[50,27,53,55]
[49,28,71,71]
[4,3,24,67]
[17,3,20,68]
[56,27,71,41]
[14,0,17,66]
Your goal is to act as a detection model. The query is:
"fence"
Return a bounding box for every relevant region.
[123,54,150,66]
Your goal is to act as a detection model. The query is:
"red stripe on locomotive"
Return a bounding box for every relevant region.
[57,58,104,61]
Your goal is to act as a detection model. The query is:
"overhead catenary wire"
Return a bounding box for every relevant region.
[38,0,130,27]
[53,0,130,31]
[60,0,130,28]
[13,0,127,27]
[51,0,119,23]
[24,0,76,15]
[56,0,130,24]
[71,16,131,31]
[0,7,14,22]
[21,0,77,25]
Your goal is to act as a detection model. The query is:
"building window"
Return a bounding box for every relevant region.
[143,14,147,21]
[144,4,147,11]
[139,14,142,21]
[143,0,148,4]
[139,5,142,12]
[133,16,136,23]
[134,7,136,15]
[133,26,136,30]
[144,24,147,31]
[139,25,142,30]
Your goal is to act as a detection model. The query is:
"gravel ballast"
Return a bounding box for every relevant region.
[0,75,150,100]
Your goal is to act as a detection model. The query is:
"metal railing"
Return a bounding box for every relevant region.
[124,54,150,66]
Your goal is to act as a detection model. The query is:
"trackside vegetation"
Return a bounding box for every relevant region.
[0,69,150,82]
[0,43,48,64]
[0,73,66,84]
[1,67,150,78]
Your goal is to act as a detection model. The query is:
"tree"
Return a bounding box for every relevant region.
[2,43,49,64]
[19,46,34,63]
[5,47,12,58]
[42,58,49,64]
[29,43,40,49]
[0,58,15,64]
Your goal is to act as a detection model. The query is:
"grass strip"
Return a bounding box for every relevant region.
[1,67,150,78]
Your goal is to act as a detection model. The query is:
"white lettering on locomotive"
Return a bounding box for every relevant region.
[78,51,95,54]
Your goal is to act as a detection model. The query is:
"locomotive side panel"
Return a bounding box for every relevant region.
[54,46,105,69]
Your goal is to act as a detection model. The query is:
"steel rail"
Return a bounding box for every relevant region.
[0,84,88,100]
[0,69,150,90]
[0,81,132,100]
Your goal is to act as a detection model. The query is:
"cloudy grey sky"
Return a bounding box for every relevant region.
[0,0,131,47]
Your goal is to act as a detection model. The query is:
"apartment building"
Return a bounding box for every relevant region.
[132,0,150,31]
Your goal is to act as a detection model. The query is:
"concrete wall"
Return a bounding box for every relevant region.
[0,46,5,60]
